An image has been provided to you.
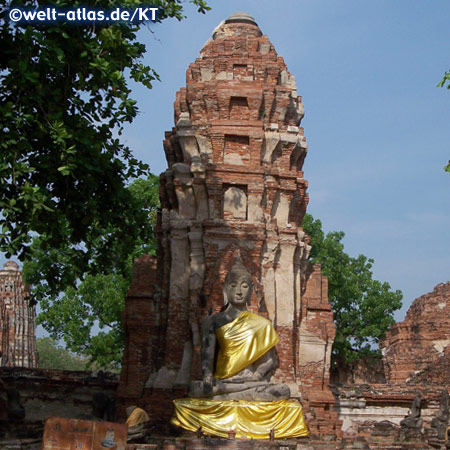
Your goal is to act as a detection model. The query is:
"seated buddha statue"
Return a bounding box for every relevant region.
[189,256,290,401]
[173,255,308,439]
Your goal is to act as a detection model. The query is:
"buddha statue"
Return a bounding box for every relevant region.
[189,256,289,401]
[431,389,449,439]
[172,256,308,439]
[400,393,423,430]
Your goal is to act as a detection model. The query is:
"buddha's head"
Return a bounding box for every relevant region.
[223,255,253,308]
[125,406,137,418]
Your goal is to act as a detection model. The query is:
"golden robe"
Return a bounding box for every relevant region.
[171,311,309,439]
[172,398,309,439]
[126,407,149,428]
[214,310,279,379]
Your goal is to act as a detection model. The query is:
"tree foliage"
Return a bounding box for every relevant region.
[22,174,160,304]
[37,337,88,371]
[24,175,159,368]
[0,0,207,368]
[437,71,450,173]
[302,214,403,366]
[37,274,128,370]
[438,71,450,90]
[0,0,208,289]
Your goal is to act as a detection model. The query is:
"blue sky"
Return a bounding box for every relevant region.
[3,0,449,335]
[121,0,450,320]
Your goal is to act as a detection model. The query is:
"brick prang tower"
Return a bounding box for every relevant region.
[0,261,38,368]
[118,12,341,438]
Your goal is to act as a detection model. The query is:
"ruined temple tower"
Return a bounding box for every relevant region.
[119,12,340,437]
[0,261,38,368]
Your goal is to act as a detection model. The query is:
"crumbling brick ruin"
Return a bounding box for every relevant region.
[0,261,38,368]
[381,282,450,385]
[118,12,340,440]
[336,283,450,449]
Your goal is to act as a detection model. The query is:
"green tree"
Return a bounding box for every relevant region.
[37,274,128,370]
[22,174,160,304]
[437,71,450,173]
[0,0,208,287]
[24,175,159,368]
[37,337,88,371]
[1,0,203,365]
[302,214,403,367]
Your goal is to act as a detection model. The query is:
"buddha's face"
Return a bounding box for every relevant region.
[225,274,252,307]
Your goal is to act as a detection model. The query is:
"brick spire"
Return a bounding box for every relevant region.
[0,261,38,368]
[118,15,341,437]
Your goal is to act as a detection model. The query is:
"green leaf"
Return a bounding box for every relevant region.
[302,213,403,368]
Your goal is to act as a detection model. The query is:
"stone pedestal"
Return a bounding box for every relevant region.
[126,438,301,450]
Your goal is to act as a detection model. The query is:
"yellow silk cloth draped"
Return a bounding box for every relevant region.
[215,311,279,379]
[126,407,149,428]
[171,398,309,439]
